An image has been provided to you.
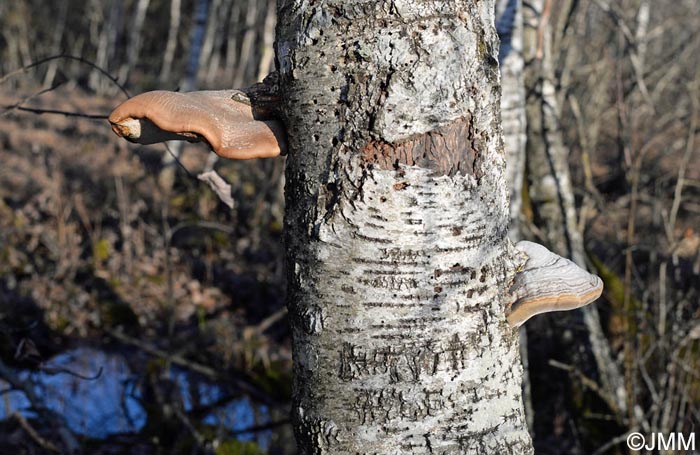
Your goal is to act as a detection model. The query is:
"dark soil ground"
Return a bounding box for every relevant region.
[0,83,294,454]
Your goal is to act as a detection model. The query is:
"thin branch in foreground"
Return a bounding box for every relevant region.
[2,105,108,120]
[12,412,60,453]
[164,142,196,179]
[0,360,80,453]
[39,365,104,381]
[548,359,622,419]
[107,328,274,406]
[0,82,65,118]
[0,54,131,98]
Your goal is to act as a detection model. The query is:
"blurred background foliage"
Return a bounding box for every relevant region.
[0,0,699,453]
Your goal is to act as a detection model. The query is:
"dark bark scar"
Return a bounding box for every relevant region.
[361,115,481,177]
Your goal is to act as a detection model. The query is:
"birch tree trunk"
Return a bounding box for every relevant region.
[196,0,223,84]
[496,0,533,433]
[522,0,627,420]
[277,1,533,453]
[158,0,209,190]
[42,2,68,88]
[497,0,527,243]
[89,0,123,94]
[159,0,181,84]
[118,0,151,85]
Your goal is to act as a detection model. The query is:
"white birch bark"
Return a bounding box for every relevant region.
[223,0,241,84]
[522,0,627,416]
[256,0,277,83]
[42,2,68,88]
[159,0,182,84]
[89,0,123,94]
[497,0,527,242]
[497,0,532,433]
[119,0,151,85]
[233,0,259,88]
[277,1,533,453]
[196,0,223,84]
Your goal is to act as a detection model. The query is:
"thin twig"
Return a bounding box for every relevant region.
[252,307,288,336]
[107,328,274,405]
[0,54,130,98]
[535,0,553,59]
[38,365,104,381]
[548,359,622,418]
[591,431,638,455]
[12,412,60,453]
[667,85,698,235]
[174,407,206,448]
[590,0,654,110]
[3,105,108,120]
[164,142,196,179]
[0,360,80,453]
[0,82,64,117]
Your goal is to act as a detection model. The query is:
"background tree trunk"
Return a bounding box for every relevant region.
[159,0,181,84]
[118,0,151,85]
[277,1,533,453]
[522,0,628,444]
[497,0,527,243]
[89,0,123,94]
[496,0,533,434]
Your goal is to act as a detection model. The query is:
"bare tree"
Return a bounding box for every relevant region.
[522,0,627,428]
[276,1,535,452]
[89,0,123,94]
[159,0,182,84]
[107,0,553,451]
[497,0,533,432]
[118,0,151,85]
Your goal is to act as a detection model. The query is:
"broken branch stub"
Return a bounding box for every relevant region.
[108,90,286,159]
[506,241,603,327]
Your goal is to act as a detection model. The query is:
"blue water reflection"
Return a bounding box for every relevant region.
[0,347,270,449]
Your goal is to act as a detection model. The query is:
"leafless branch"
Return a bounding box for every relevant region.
[12,412,60,453]
[0,82,64,117]
[107,328,274,405]
[548,359,622,418]
[2,105,109,120]
[0,360,80,453]
[0,54,130,98]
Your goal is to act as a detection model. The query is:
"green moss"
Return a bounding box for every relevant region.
[93,238,111,262]
[212,231,231,248]
[478,38,487,59]
[269,219,283,234]
[197,306,207,331]
[144,274,166,285]
[589,254,631,309]
[169,193,189,209]
[589,252,644,344]
[49,314,70,332]
[216,440,265,455]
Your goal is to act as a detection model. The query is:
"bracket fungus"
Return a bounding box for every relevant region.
[506,241,603,328]
[108,89,602,330]
[108,89,286,159]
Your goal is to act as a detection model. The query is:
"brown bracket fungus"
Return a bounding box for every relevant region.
[506,240,603,328]
[108,90,286,159]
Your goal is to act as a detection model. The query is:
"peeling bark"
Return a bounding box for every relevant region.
[277,1,533,453]
[361,116,481,177]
